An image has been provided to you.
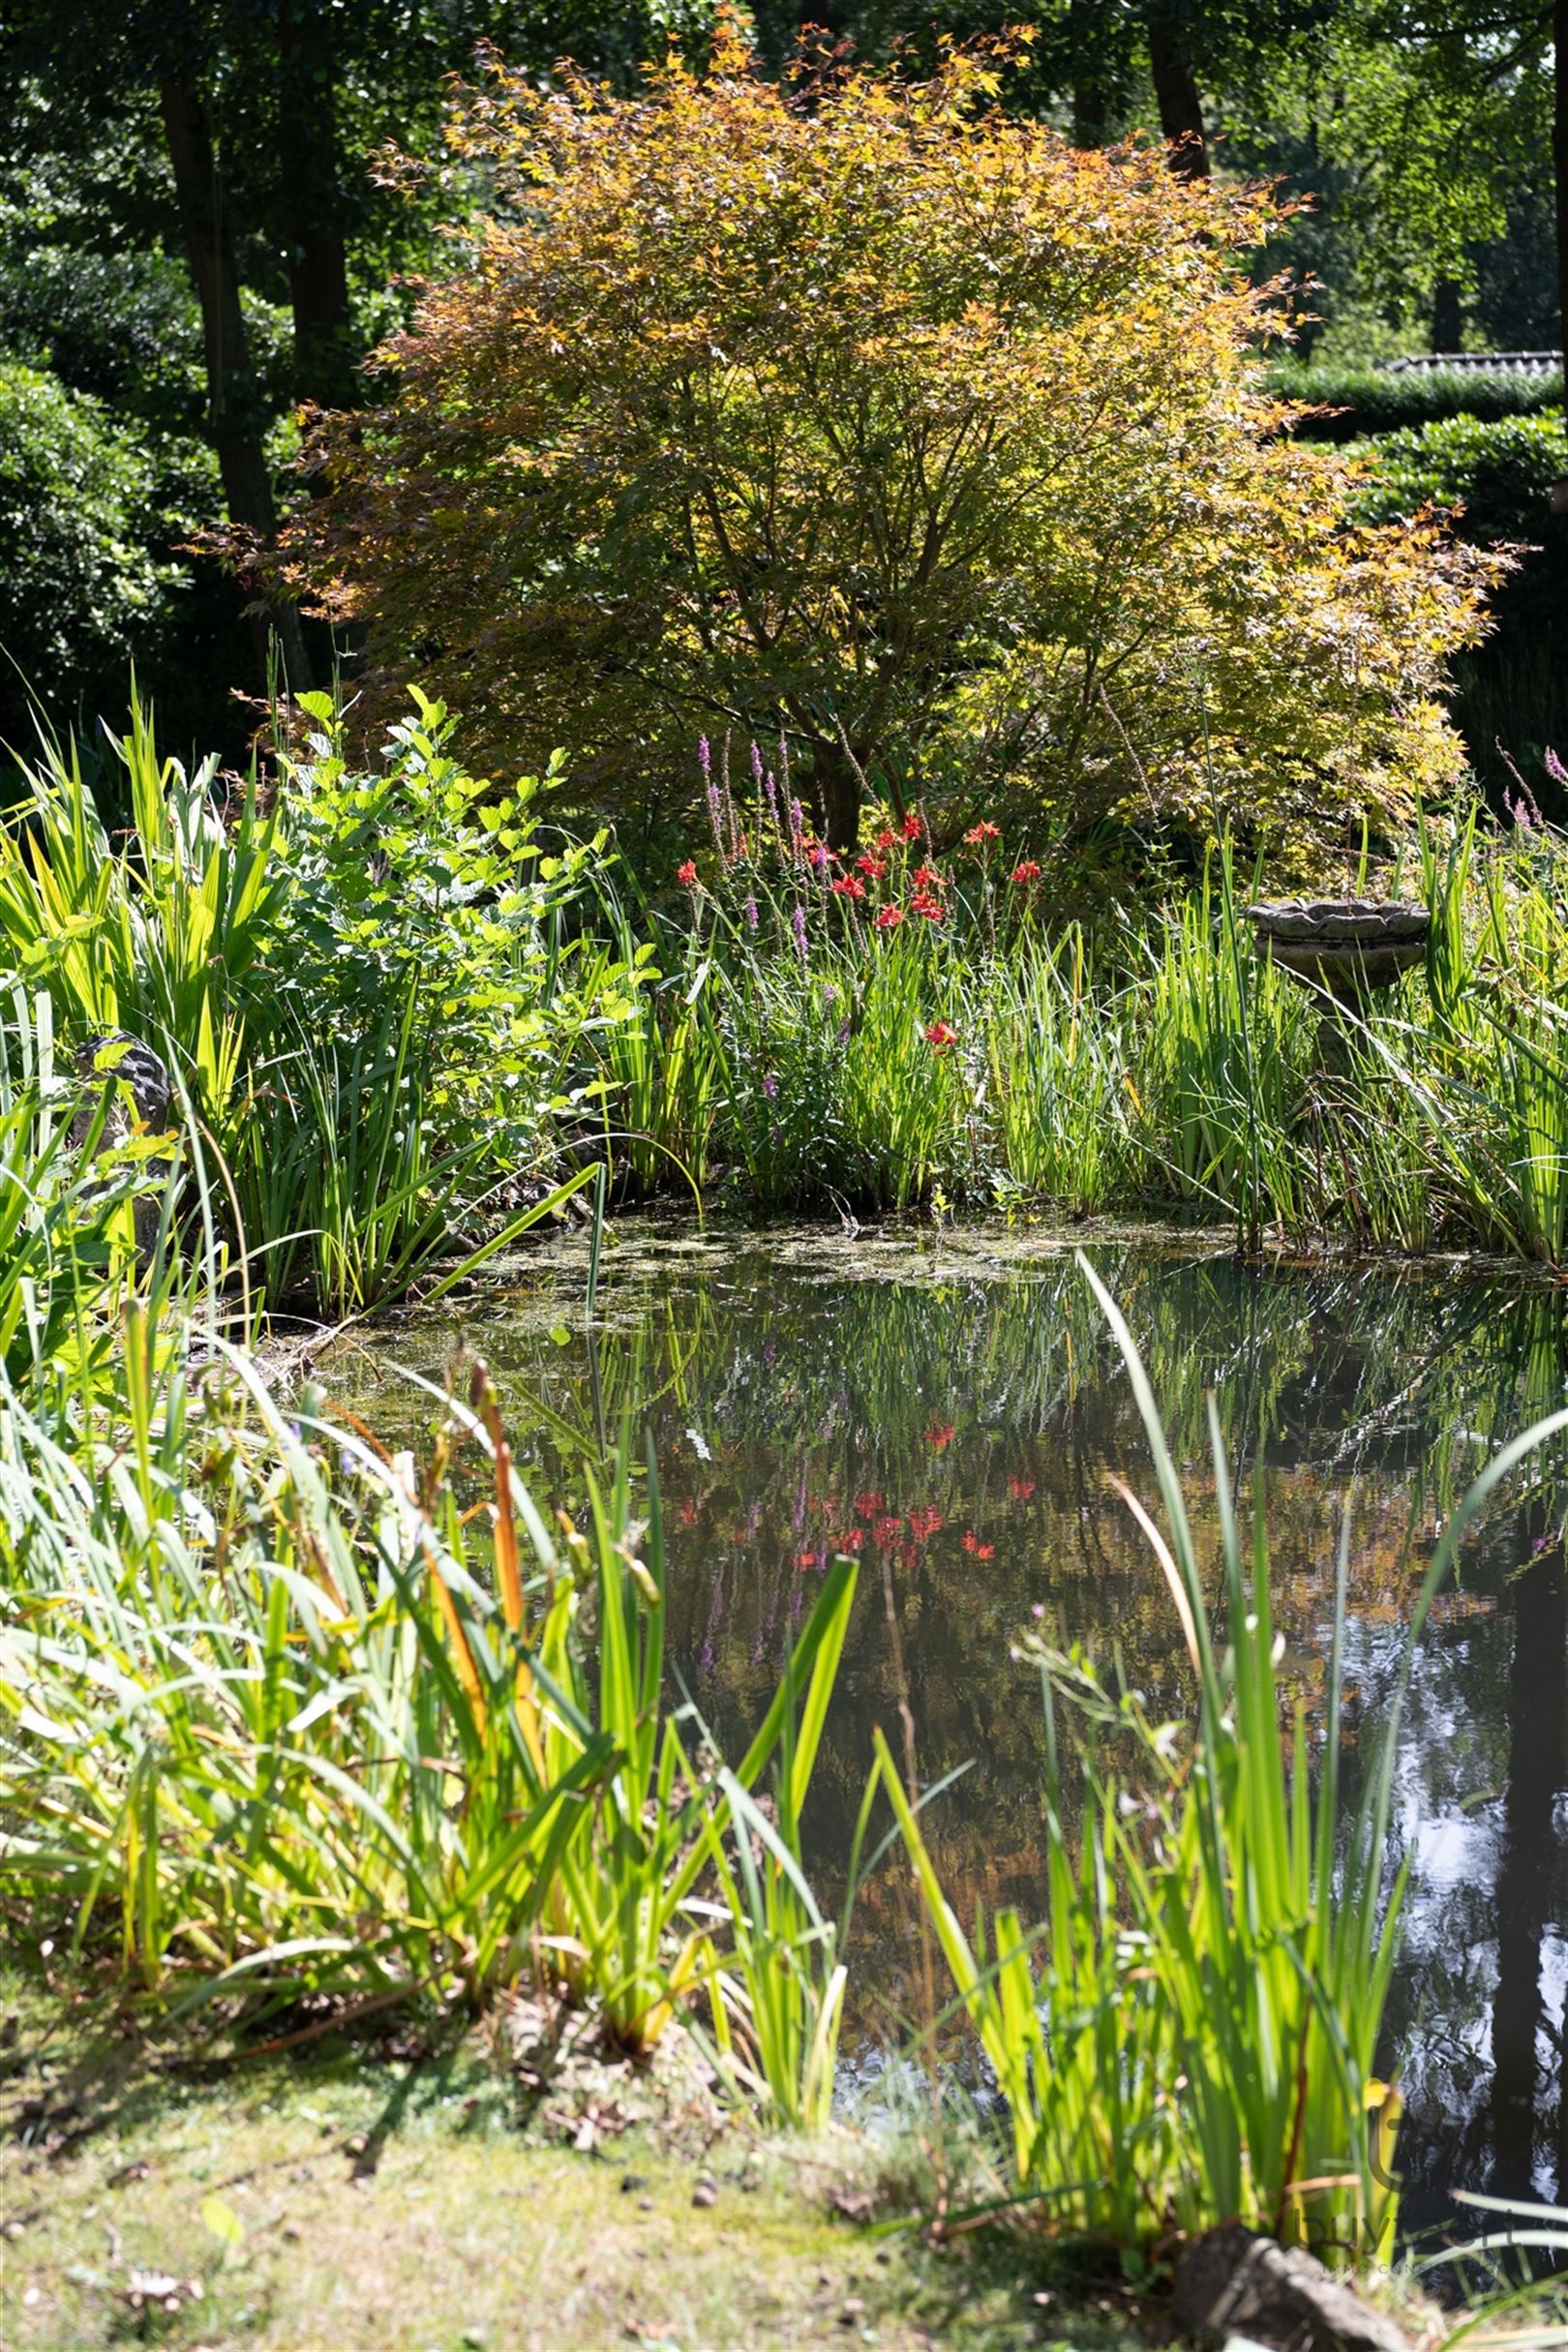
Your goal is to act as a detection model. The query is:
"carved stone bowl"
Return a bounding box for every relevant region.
[1245,898,1431,1004]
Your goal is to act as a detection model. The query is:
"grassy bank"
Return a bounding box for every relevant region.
[2,1973,1121,2352]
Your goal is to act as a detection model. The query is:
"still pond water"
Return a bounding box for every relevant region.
[339,1221,1568,2236]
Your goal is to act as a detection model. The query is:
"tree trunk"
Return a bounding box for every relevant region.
[1070,0,1112,145]
[276,0,354,412]
[1556,0,1568,430]
[158,78,314,691]
[1146,10,1208,180]
[1432,275,1463,353]
[813,741,861,853]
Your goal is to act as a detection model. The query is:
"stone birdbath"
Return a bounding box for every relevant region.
[1244,897,1431,1071]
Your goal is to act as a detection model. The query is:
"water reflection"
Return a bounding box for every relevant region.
[336,1225,1568,2229]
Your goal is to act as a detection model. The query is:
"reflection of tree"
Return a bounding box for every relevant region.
[327,1228,1568,2210]
[1485,1522,1566,2202]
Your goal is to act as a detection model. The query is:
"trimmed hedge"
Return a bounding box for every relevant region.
[1269,362,1563,441]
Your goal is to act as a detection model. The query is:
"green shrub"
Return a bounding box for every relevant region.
[1272,362,1564,443]
[0,361,173,738]
[1348,411,1568,544]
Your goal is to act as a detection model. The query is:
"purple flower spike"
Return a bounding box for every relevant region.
[763,1071,778,1099]
[744,893,760,932]
[1547,746,1567,786]
[792,903,808,963]
[751,740,764,784]
[698,735,711,777]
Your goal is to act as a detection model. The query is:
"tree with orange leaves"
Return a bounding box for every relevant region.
[293,18,1496,870]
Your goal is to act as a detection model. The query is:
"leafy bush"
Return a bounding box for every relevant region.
[1349,411,1568,547]
[1272,361,1564,443]
[0,361,173,739]
[1349,414,1568,799]
[297,31,1493,875]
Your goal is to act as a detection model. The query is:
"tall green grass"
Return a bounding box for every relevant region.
[880,1253,1568,2257]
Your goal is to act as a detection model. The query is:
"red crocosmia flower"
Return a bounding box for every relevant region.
[909,1504,944,1537]
[901,813,923,839]
[875,906,905,930]
[875,827,898,851]
[925,1424,954,1451]
[1008,1475,1037,1501]
[677,859,698,886]
[872,1514,904,1548]
[910,894,946,921]
[924,1021,957,1049]
[1010,859,1042,886]
[964,821,1001,844]
[855,1492,885,1518]
[961,1530,996,1558]
[856,852,888,879]
[831,875,867,900]
[912,864,945,891]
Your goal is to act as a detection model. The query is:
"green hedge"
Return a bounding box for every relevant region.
[1348,411,1568,540]
[1269,363,1563,441]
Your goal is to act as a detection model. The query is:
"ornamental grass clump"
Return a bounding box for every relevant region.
[294,20,1493,869]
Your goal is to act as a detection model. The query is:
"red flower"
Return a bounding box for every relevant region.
[925,1424,955,1450]
[798,1548,824,1571]
[835,1527,865,1552]
[677,859,698,886]
[961,1531,995,1559]
[875,827,898,851]
[856,852,888,879]
[909,1504,945,1537]
[924,1021,957,1048]
[875,906,905,930]
[872,1514,904,1548]
[831,875,867,900]
[912,864,945,891]
[901,813,923,840]
[1008,1475,1037,1501]
[1010,859,1042,886]
[910,894,945,921]
[679,1495,699,1526]
[964,821,1001,844]
[854,1491,885,1518]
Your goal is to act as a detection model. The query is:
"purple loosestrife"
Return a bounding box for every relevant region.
[700,737,724,851]
[762,1071,778,1099]
[744,893,760,932]
[1548,747,1567,787]
[791,903,808,963]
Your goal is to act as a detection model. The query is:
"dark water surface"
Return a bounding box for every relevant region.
[335,1221,1568,2234]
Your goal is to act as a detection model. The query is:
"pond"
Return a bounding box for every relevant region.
[331,1221,1568,2238]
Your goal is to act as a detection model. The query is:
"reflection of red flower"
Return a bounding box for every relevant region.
[875,906,904,931]
[872,1514,903,1548]
[962,1530,995,1559]
[1008,1475,1037,1501]
[835,1527,865,1552]
[677,859,698,886]
[679,1495,699,1525]
[898,1541,920,1570]
[798,1548,823,1571]
[831,875,867,900]
[909,1505,944,1539]
[925,1424,954,1450]
[855,1492,885,1518]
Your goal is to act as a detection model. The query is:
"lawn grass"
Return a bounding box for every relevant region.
[0,1973,1141,2352]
